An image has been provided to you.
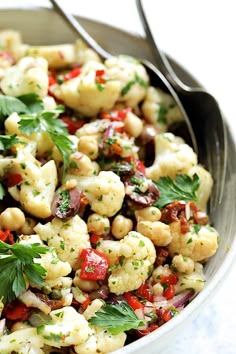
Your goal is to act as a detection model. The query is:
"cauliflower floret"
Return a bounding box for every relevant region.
[168,221,218,262]
[137,220,172,246]
[76,118,110,139]
[105,55,149,107]
[7,151,57,219]
[67,171,125,217]
[141,86,183,132]
[171,254,195,275]
[146,132,197,180]
[52,61,121,116]
[34,215,90,270]
[39,306,93,348]
[0,328,44,354]
[74,327,126,354]
[19,234,72,281]
[97,231,156,294]
[188,165,213,211]
[0,56,48,98]
[25,39,101,69]
[26,43,76,69]
[0,30,23,59]
[175,262,205,293]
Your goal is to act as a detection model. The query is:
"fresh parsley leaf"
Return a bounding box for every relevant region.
[0,134,19,151]
[18,105,74,179]
[88,302,146,334]
[0,95,28,122]
[153,173,200,208]
[0,182,5,200]
[50,132,74,179]
[121,73,148,96]
[0,241,48,303]
[18,93,44,113]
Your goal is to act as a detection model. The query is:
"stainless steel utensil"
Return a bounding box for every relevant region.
[136,0,227,210]
[49,1,197,150]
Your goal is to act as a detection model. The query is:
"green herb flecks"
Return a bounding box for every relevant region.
[121,73,148,96]
[157,103,168,125]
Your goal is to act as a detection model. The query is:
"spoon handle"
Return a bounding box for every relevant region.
[136,0,186,94]
[50,0,112,60]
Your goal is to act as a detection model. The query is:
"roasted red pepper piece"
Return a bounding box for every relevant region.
[163,284,175,300]
[0,229,14,244]
[5,173,23,187]
[61,116,84,134]
[136,283,153,302]
[124,292,144,310]
[160,274,178,285]
[4,300,30,321]
[90,233,101,245]
[137,323,159,336]
[80,248,109,280]
[81,296,91,310]
[64,67,81,81]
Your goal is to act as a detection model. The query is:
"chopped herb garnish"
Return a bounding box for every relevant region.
[89,302,146,334]
[157,103,168,124]
[0,241,48,303]
[18,105,74,179]
[192,224,201,234]
[0,134,19,151]
[153,173,200,208]
[121,74,148,96]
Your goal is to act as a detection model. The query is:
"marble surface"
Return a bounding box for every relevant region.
[2,1,236,353]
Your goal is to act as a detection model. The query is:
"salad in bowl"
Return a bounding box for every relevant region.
[0,28,220,353]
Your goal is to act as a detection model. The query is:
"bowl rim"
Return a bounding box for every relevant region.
[0,5,236,354]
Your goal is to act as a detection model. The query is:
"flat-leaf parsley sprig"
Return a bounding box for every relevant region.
[18,105,75,179]
[153,173,200,208]
[0,241,48,303]
[88,302,146,334]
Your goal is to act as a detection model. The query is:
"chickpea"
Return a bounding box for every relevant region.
[111,215,133,239]
[65,179,77,190]
[68,152,94,176]
[0,207,25,231]
[87,213,110,235]
[11,321,31,332]
[19,217,37,235]
[172,254,195,275]
[73,270,99,292]
[135,206,161,222]
[78,136,99,160]
[137,220,172,247]
[124,112,143,137]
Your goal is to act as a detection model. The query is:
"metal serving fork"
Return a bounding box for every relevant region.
[136,0,227,211]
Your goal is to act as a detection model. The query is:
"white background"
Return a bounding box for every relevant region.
[2,1,236,353]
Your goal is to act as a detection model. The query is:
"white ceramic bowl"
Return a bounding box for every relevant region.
[0,6,236,354]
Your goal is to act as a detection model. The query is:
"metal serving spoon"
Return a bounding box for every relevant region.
[49,0,197,154]
[136,0,227,210]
